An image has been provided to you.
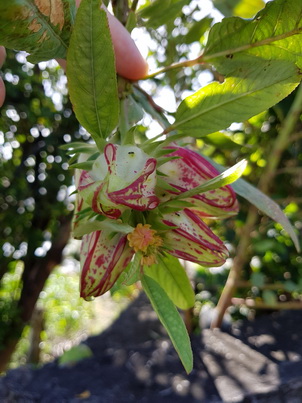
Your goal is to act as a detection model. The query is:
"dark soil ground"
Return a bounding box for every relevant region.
[1,294,302,403]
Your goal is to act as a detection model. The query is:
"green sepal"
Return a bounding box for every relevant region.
[123,253,142,286]
[69,161,95,171]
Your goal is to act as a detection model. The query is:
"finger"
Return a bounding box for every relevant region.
[0,47,6,107]
[0,78,5,107]
[0,46,6,67]
[74,1,148,80]
[105,10,148,80]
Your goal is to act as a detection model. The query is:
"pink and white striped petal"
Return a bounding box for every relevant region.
[77,144,159,219]
[159,145,238,219]
[162,208,228,267]
[80,230,134,298]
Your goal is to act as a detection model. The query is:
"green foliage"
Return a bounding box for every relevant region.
[206,156,300,252]
[142,274,193,374]
[205,0,302,71]
[0,0,76,63]
[58,344,93,366]
[144,254,195,310]
[67,0,119,148]
[173,61,300,136]
[213,0,265,18]
[139,0,191,29]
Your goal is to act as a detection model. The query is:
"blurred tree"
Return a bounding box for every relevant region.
[0,50,81,370]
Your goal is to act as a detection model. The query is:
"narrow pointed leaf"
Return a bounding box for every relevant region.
[69,161,94,170]
[232,178,301,253]
[144,254,195,310]
[142,274,193,374]
[0,0,75,63]
[67,0,119,145]
[204,156,300,252]
[170,160,247,202]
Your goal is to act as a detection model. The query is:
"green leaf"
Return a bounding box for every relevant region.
[171,60,301,137]
[204,132,241,150]
[0,0,75,63]
[144,254,195,310]
[139,0,189,29]
[213,0,265,18]
[232,178,300,253]
[169,159,247,202]
[69,161,94,170]
[284,280,297,293]
[262,289,277,306]
[58,344,93,367]
[251,272,265,288]
[183,16,213,44]
[73,217,133,238]
[141,274,193,373]
[204,156,300,252]
[66,0,119,147]
[205,0,302,72]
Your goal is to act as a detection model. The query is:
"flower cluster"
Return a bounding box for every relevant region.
[74,143,238,299]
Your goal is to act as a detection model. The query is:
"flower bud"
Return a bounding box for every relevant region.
[162,208,229,266]
[159,146,238,219]
[80,230,134,298]
[78,144,159,219]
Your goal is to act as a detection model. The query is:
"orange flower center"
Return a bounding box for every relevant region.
[127,224,163,266]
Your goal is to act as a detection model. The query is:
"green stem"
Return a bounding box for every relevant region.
[143,27,302,80]
[143,57,200,80]
[131,0,139,11]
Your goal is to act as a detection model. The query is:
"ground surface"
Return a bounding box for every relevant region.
[1,294,302,402]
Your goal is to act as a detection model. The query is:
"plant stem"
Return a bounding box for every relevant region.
[131,0,139,11]
[232,297,302,310]
[143,57,200,80]
[142,27,302,80]
[211,83,302,328]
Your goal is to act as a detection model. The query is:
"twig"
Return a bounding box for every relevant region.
[131,0,139,12]
[232,297,302,310]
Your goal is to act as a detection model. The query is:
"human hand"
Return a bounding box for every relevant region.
[0,3,148,107]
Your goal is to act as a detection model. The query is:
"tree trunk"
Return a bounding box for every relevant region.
[0,216,71,373]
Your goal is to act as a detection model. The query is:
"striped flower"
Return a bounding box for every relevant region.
[78,143,159,219]
[158,145,238,219]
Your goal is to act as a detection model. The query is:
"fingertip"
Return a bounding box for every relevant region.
[0,78,6,107]
[115,47,149,81]
[106,11,148,81]
[0,46,6,68]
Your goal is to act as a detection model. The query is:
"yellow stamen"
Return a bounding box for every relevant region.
[127,224,163,266]
[127,223,162,252]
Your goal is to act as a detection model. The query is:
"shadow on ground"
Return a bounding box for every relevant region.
[1,294,302,402]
